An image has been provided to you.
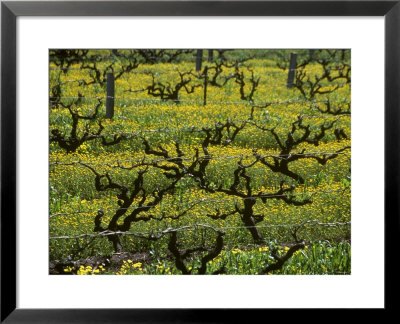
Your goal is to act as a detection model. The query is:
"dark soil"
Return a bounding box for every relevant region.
[49,251,151,274]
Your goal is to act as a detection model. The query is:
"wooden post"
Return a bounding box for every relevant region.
[286,52,297,88]
[196,50,203,71]
[208,49,214,62]
[111,50,118,64]
[106,72,114,119]
[203,66,208,106]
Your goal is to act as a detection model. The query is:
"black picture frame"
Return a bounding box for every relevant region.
[1,0,398,322]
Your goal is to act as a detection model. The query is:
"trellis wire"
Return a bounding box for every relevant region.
[52,79,349,92]
[49,219,351,240]
[51,67,349,78]
[49,95,351,107]
[49,65,286,73]
[48,118,351,140]
[49,188,349,218]
[49,116,350,138]
[49,56,350,71]
[50,53,279,64]
[49,150,351,168]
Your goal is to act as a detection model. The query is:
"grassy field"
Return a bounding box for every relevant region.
[49,49,351,275]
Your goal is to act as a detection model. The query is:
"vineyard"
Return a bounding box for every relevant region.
[49,49,351,275]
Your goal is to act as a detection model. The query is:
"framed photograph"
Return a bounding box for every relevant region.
[1,0,397,321]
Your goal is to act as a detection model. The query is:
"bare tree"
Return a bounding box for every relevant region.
[294,50,350,99]
[311,99,351,116]
[140,70,202,104]
[50,93,126,153]
[252,115,350,184]
[50,49,90,71]
[79,58,140,86]
[167,226,226,274]
[233,66,260,103]
[134,49,195,64]
[80,156,184,252]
